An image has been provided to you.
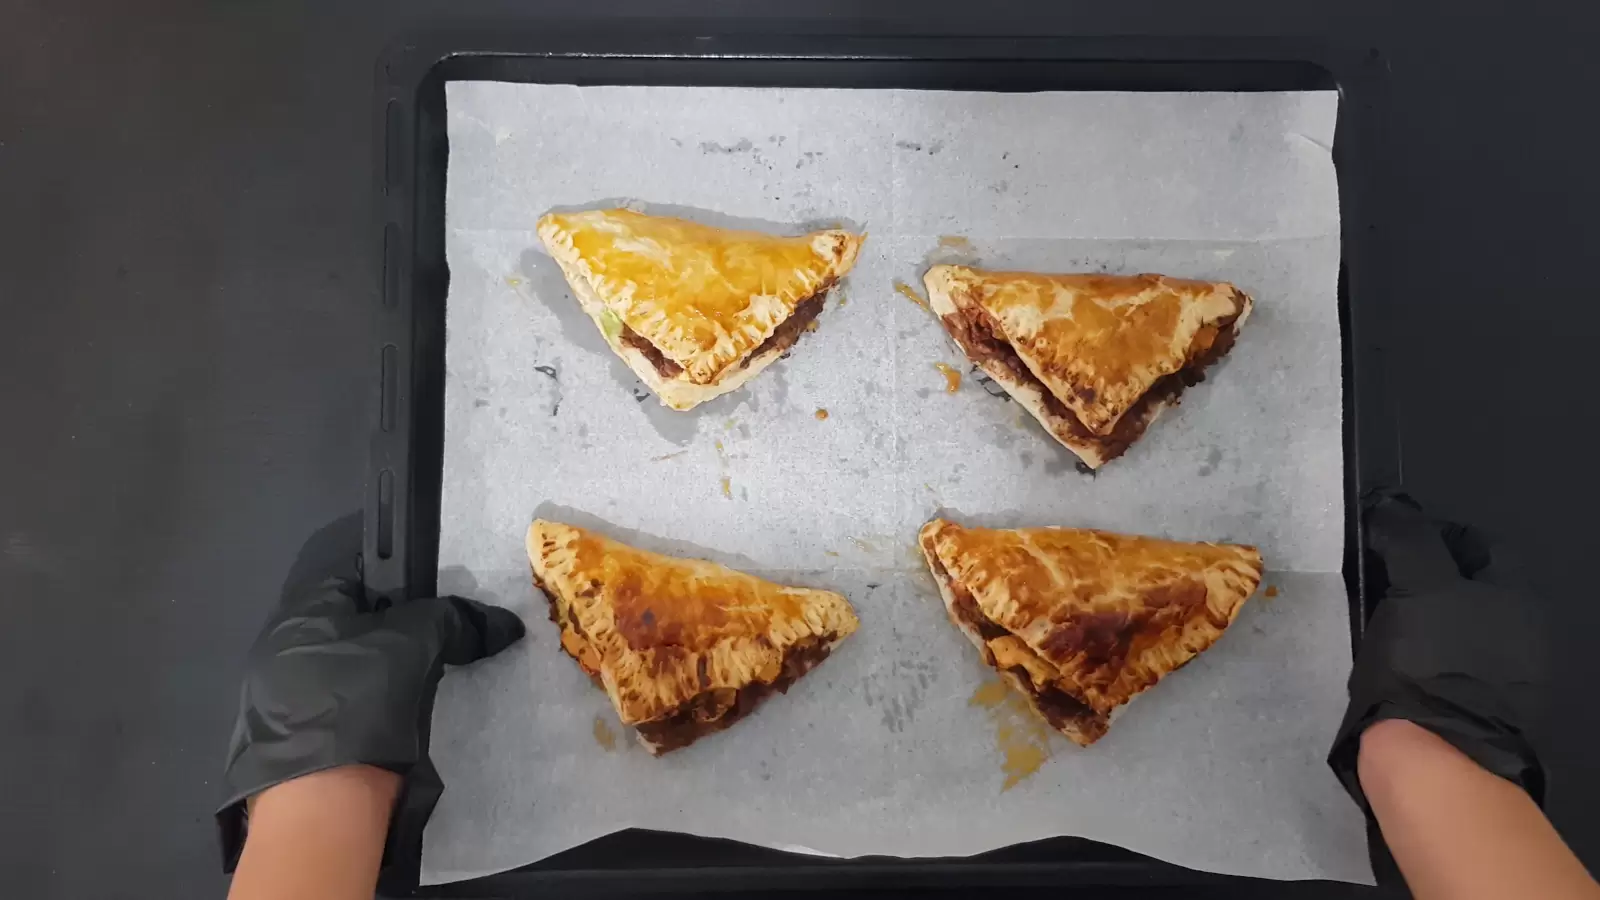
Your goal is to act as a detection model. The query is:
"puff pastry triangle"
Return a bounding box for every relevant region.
[918,518,1262,746]
[924,265,1251,469]
[539,209,864,410]
[528,519,860,754]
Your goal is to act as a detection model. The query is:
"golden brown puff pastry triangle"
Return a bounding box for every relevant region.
[528,519,860,754]
[923,265,1251,469]
[918,518,1262,746]
[538,209,864,411]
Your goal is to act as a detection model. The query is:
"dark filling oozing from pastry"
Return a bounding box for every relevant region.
[535,569,836,753]
[940,301,1240,465]
[534,572,608,689]
[619,326,684,379]
[616,288,831,381]
[634,636,833,753]
[740,290,828,368]
[926,546,1106,739]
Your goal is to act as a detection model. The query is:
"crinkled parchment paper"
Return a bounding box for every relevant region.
[423,83,1368,885]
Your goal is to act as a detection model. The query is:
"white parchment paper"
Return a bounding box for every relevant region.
[425,83,1369,885]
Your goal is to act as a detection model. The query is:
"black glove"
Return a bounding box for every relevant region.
[217,514,526,890]
[1328,492,1546,812]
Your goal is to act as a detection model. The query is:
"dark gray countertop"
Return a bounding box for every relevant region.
[3,2,1596,897]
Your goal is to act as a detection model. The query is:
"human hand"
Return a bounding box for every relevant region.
[216,519,525,889]
[1328,492,1546,811]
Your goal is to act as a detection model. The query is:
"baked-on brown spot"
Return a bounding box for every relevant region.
[940,301,1239,465]
[635,637,831,753]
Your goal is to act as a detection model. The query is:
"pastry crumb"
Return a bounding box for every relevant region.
[1264,585,1280,599]
[814,408,829,421]
[934,362,962,393]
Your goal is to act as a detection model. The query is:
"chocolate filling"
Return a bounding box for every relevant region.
[634,637,833,753]
[941,302,1240,465]
[615,289,832,383]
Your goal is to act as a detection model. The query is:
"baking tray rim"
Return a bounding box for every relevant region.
[365,32,1393,894]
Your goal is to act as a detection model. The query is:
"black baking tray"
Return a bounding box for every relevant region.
[364,24,1397,896]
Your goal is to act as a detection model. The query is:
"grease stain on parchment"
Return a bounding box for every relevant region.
[970,680,1055,791]
[592,715,617,751]
[893,280,931,314]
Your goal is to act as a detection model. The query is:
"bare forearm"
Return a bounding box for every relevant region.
[1359,719,1600,900]
[228,765,401,900]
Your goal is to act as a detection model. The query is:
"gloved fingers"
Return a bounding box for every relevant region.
[1442,522,1527,588]
[1364,495,1461,594]
[275,576,368,621]
[385,595,528,667]
[436,596,528,664]
[279,512,364,599]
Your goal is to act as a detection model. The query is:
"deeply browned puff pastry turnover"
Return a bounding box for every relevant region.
[919,518,1262,746]
[923,265,1252,469]
[528,519,859,754]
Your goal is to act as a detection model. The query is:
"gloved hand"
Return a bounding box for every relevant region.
[1328,492,1546,810]
[217,516,526,890]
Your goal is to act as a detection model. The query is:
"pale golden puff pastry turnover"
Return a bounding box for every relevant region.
[527,519,860,754]
[918,518,1262,746]
[923,265,1252,469]
[537,209,864,410]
